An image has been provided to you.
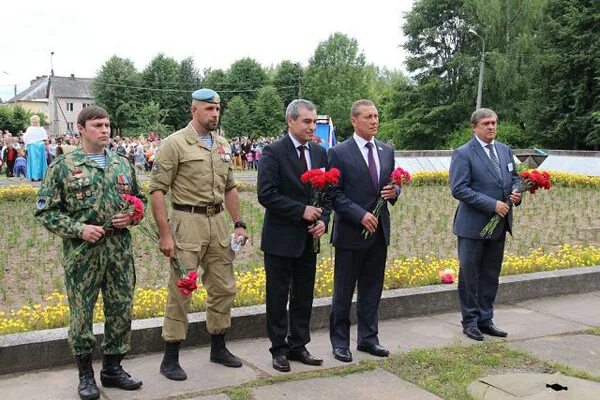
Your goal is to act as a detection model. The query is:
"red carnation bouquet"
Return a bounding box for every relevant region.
[480,170,552,238]
[300,168,340,253]
[136,219,198,296]
[65,194,145,264]
[362,167,411,239]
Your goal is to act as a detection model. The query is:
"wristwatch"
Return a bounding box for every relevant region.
[234,220,247,230]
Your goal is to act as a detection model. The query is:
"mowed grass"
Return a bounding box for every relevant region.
[383,342,599,400]
[0,185,598,312]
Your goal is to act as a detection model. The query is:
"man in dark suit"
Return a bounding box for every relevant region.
[328,99,400,362]
[449,108,522,341]
[257,99,331,372]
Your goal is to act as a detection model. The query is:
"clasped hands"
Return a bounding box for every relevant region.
[81,213,133,243]
[303,206,325,239]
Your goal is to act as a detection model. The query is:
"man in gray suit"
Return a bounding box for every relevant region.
[449,108,522,341]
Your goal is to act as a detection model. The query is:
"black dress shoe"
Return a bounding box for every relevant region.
[272,355,291,372]
[288,350,323,366]
[479,324,508,337]
[332,347,353,363]
[463,326,484,341]
[356,344,390,357]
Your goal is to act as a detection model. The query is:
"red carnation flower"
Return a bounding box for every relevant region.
[176,271,198,296]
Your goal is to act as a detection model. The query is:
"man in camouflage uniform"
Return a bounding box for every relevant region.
[150,88,248,381]
[36,106,143,400]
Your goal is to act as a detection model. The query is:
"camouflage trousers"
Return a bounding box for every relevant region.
[63,230,136,356]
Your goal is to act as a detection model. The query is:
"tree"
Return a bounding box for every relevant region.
[303,32,372,139]
[221,96,249,138]
[172,57,201,130]
[273,60,302,108]
[226,58,268,105]
[474,0,547,123]
[201,68,230,109]
[140,54,181,130]
[130,101,169,137]
[396,0,476,148]
[93,56,140,136]
[528,0,600,149]
[251,86,285,138]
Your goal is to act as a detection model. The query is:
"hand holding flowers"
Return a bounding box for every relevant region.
[362,167,411,239]
[480,170,552,238]
[136,219,198,296]
[300,168,340,253]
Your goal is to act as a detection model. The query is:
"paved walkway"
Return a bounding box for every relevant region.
[1,292,599,399]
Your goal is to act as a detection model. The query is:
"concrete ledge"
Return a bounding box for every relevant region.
[1,265,599,375]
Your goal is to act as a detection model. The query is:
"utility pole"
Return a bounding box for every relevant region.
[468,29,485,110]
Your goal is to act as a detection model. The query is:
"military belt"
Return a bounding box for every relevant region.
[172,203,223,216]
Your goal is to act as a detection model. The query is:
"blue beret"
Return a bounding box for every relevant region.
[192,88,220,104]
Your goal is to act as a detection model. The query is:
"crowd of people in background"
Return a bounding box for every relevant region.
[0,126,279,181]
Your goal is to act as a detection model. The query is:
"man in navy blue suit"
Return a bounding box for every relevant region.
[327,100,400,362]
[449,108,522,341]
[258,99,331,372]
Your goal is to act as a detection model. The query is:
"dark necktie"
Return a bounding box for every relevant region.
[485,143,501,177]
[366,142,378,190]
[298,145,308,172]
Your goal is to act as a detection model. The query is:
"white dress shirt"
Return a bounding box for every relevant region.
[474,135,498,161]
[353,133,380,178]
[289,133,312,170]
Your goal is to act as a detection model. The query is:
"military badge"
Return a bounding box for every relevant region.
[72,169,83,179]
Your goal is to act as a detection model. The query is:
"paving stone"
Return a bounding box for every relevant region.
[377,315,470,351]
[468,373,600,399]
[228,326,381,376]
[252,368,442,399]
[187,395,229,400]
[508,334,600,375]
[0,364,90,400]
[518,293,600,327]
[430,305,589,341]
[99,347,258,400]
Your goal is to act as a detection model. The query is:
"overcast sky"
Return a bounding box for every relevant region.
[0,0,415,101]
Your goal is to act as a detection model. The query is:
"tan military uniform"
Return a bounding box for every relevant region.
[149,122,236,340]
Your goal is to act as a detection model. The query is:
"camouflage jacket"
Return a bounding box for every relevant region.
[35,147,145,240]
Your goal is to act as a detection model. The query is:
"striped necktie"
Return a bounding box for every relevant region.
[485,144,501,177]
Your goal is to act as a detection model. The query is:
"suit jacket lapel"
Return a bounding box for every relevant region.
[471,138,502,184]
[348,138,377,194]
[308,144,321,169]
[374,139,390,188]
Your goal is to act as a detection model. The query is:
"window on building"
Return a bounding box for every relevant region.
[67,122,74,132]
[82,103,92,108]
[66,102,74,112]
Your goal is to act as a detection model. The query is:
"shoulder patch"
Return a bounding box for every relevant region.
[36,197,48,210]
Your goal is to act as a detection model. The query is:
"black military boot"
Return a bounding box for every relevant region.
[210,334,243,368]
[100,354,143,390]
[160,341,187,380]
[75,354,99,400]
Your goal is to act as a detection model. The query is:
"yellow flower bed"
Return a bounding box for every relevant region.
[0,185,38,201]
[409,170,600,188]
[1,170,597,202]
[2,244,599,335]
